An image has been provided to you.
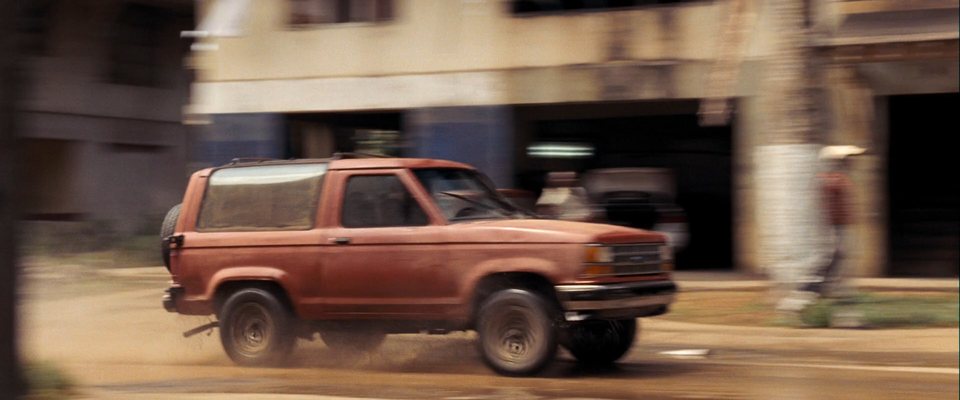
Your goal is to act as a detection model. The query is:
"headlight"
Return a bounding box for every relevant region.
[584,245,614,264]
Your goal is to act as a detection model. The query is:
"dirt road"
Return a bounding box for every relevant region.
[19,262,960,399]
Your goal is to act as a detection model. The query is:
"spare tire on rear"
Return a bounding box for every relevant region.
[160,204,182,270]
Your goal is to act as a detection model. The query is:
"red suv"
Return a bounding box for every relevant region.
[161,154,676,376]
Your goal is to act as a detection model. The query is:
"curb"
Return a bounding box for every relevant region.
[676,278,958,293]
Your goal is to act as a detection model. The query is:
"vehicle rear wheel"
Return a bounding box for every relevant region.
[563,319,637,365]
[219,288,296,366]
[476,289,558,376]
[159,203,181,270]
[320,329,386,352]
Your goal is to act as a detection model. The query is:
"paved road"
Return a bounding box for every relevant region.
[19,263,960,399]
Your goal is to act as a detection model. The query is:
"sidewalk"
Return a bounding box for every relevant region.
[673,271,959,292]
[645,318,960,354]
[103,267,960,292]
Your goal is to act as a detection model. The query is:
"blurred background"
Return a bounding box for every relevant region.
[1,0,958,397]
[9,0,958,277]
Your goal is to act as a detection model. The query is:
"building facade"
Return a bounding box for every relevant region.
[185,0,959,276]
[20,0,195,234]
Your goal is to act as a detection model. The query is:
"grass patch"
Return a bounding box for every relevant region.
[801,292,960,328]
[24,362,75,400]
[663,290,959,328]
[20,219,163,268]
[663,290,783,326]
[23,235,161,269]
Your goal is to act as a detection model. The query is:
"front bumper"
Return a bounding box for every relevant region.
[555,280,677,321]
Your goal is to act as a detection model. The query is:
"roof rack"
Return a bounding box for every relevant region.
[331,152,392,160]
[228,157,276,165]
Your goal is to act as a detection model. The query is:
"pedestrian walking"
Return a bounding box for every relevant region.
[805,145,865,297]
[778,145,866,313]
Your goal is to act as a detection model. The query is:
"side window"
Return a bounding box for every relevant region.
[290,0,394,25]
[197,164,327,231]
[341,175,428,228]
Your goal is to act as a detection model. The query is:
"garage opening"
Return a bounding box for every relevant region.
[515,101,733,270]
[285,112,404,158]
[887,93,959,277]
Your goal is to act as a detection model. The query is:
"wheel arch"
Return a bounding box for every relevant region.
[469,271,560,328]
[213,279,296,318]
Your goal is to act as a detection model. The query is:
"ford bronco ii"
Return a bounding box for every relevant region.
[161,154,677,376]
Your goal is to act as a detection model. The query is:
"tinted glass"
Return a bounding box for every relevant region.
[198,164,327,231]
[413,168,517,221]
[341,175,428,228]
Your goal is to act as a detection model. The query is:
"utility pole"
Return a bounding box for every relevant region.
[0,0,23,396]
[756,0,825,299]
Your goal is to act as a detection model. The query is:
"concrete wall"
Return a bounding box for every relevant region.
[197,0,743,80]
[188,0,784,114]
[20,0,194,232]
[405,106,513,187]
[184,0,959,277]
[196,113,287,166]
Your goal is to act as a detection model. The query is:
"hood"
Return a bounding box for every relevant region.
[450,218,666,244]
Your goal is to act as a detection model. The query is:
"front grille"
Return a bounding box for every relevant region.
[611,244,662,276]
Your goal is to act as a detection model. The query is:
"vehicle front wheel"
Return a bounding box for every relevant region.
[563,319,637,365]
[476,289,558,376]
[219,288,296,366]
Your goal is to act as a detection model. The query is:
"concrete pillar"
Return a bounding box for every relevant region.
[733,96,761,275]
[754,0,824,289]
[826,66,886,277]
[404,106,514,188]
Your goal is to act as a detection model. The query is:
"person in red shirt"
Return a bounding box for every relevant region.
[802,145,866,297]
[779,145,866,314]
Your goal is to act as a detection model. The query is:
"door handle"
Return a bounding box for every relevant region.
[331,237,351,245]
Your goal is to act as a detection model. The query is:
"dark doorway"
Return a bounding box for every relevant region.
[21,138,82,221]
[286,112,404,158]
[887,93,959,277]
[516,101,733,270]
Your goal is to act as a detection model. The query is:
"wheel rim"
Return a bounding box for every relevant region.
[487,305,543,366]
[230,303,274,357]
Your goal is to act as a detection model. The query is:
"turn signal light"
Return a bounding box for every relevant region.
[584,245,614,264]
[580,264,614,277]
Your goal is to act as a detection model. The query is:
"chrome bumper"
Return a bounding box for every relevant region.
[555,280,677,320]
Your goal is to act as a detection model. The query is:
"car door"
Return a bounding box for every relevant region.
[318,169,455,318]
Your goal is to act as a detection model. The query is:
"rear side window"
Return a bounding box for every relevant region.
[198,164,327,231]
[341,175,428,228]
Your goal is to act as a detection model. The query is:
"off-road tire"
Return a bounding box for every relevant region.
[564,319,637,365]
[476,289,558,376]
[219,288,296,366]
[159,203,181,270]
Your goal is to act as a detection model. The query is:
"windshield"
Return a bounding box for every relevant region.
[413,168,525,222]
